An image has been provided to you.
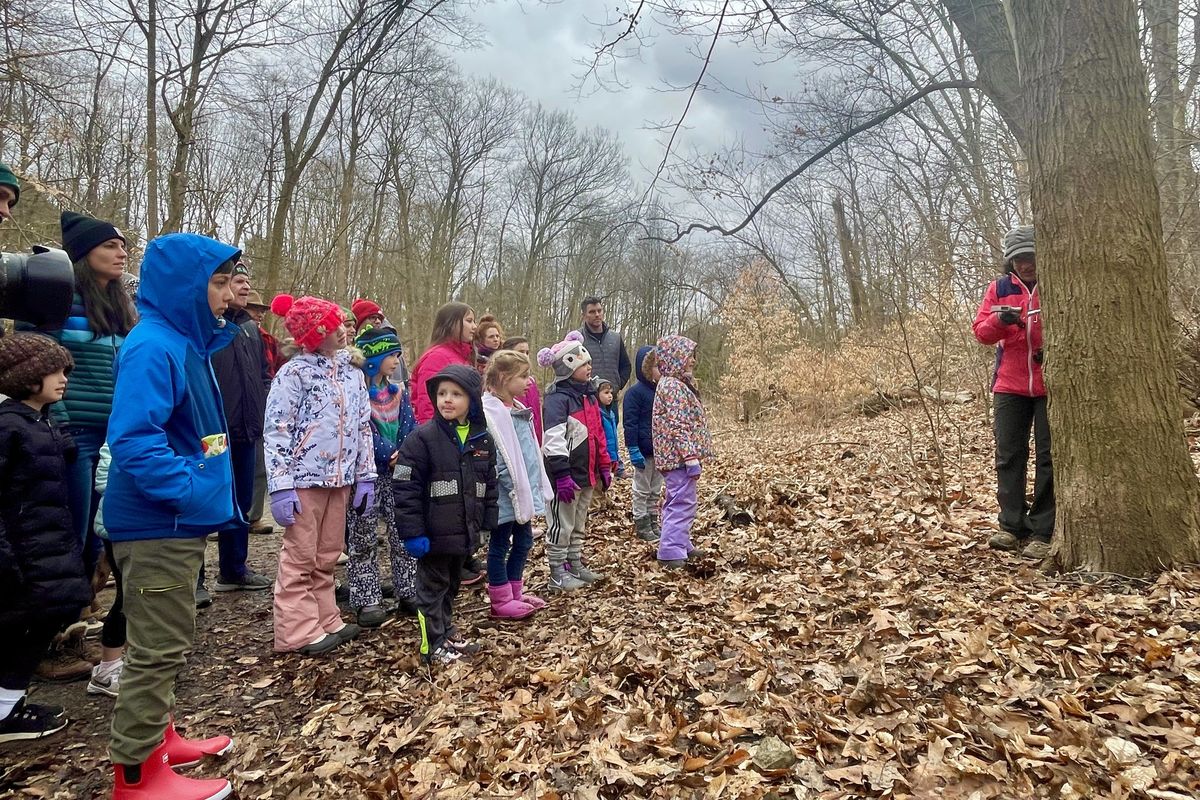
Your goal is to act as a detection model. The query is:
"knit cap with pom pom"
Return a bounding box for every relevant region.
[271,293,345,352]
[537,330,591,382]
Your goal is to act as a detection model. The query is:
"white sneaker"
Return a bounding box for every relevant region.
[87,660,123,697]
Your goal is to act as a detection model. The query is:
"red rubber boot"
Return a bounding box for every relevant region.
[112,739,232,800]
[164,719,234,768]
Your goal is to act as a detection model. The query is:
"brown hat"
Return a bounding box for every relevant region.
[246,290,269,310]
[0,333,74,397]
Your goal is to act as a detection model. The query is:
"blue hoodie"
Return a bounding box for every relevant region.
[103,234,241,541]
[622,346,657,457]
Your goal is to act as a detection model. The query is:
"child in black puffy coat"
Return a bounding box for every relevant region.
[0,333,91,744]
[392,364,498,666]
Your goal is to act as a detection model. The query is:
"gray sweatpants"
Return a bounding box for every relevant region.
[546,486,594,568]
[631,456,665,520]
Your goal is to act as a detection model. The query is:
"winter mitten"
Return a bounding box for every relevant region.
[554,476,580,504]
[998,309,1021,326]
[684,459,702,480]
[270,489,302,527]
[403,536,430,559]
[628,446,645,470]
[352,480,376,514]
[599,464,613,490]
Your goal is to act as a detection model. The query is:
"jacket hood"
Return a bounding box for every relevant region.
[655,335,695,379]
[137,233,242,354]
[426,364,485,424]
[635,345,656,387]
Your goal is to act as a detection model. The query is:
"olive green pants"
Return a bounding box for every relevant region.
[109,536,207,765]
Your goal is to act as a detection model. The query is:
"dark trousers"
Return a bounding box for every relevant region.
[993,392,1055,540]
[198,437,256,587]
[415,554,465,655]
[486,521,533,586]
[0,621,61,692]
[101,539,127,650]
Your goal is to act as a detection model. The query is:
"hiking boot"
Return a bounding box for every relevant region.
[658,558,688,569]
[113,740,232,800]
[548,565,587,592]
[60,624,100,666]
[422,645,461,666]
[634,516,657,541]
[0,697,68,743]
[163,719,234,768]
[297,634,341,656]
[213,571,271,592]
[356,605,388,628]
[87,659,124,697]
[567,561,604,584]
[686,548,708,562]
[1022,538,1052,561]
[195,587,213,610]
[248,521,274,536]
[488,583,536,620]
[393,597,419,617]
[35,648,93,683]
[988,531,1022,552]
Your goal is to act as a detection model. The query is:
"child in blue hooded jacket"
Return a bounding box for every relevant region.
[103,233,241,800]
[622,346,663,541]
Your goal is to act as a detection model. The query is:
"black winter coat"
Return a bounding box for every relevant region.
[392,365,498,555]
[211,308,270,442]
[0,399,92,627]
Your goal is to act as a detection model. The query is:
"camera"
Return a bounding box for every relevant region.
[0,246,74,329]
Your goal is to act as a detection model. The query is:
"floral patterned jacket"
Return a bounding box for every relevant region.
[651,335,715,471]
[265,348,376,492]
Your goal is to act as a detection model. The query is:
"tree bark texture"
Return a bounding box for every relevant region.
[1008,0,1200,573]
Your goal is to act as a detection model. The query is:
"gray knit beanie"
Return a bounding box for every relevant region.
[1002,225,1035,263]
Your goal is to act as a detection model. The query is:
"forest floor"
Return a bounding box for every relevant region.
[4,403,1200,799]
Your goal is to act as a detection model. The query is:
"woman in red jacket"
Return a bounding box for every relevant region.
[972,225,1054,561]
[411,303,478,424]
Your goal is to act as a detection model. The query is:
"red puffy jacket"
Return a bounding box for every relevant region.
[972,273,1045,397]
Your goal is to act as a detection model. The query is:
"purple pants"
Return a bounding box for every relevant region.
[658,468,698,560]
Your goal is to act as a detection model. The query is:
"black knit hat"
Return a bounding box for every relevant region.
[60,210,125,263]
[0,333,74,398]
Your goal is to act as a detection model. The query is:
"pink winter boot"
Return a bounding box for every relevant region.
[487,583,536,620]
[510,580,546,610]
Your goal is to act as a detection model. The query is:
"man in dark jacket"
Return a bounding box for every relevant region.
[0,333,91,742]
[392,365,498,666]
[198,261,272,602]
[578,297,632,478]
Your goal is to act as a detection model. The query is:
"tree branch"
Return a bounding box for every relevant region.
[651,79,977,243]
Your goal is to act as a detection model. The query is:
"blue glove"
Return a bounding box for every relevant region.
[684,459,702,480]
[404,536,430,559]
[352,480,375,514]
[628,446,645,470]
[270,489,301,527]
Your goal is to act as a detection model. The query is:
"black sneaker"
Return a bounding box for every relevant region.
[195,587,213,609]
[213,571,272,592]
[0,697,68,743]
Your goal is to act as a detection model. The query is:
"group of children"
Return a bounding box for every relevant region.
[0,229,713,798]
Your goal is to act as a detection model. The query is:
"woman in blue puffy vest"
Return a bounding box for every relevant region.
[53,211,137,575]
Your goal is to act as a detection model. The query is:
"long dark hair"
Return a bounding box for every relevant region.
[429,301,473,346]
[73,257,137,338]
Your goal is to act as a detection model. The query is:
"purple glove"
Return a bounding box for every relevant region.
[684,459,702,480]
[599,464,613,490]
[270,489,301,527]
[555,475,580,504]
[352,480,375,514]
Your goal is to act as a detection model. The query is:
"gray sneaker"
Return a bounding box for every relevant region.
[214,571,272,592]
[567,561,604,583]
[86,660,123,697]
[548,565,587,592]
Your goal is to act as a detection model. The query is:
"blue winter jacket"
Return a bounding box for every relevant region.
[622,346,656,457]
[600,405,619,464]
[103,234,241,542]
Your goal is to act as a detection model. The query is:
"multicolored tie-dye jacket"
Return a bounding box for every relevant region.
[651,335,715,471]
[264,348,376,492]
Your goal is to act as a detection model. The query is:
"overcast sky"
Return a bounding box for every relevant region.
[452,1,801,189]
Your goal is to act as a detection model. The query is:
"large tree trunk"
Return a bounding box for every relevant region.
[1008,0,1200,573]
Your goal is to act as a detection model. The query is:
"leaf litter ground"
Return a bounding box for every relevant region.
[4,404,1200,799]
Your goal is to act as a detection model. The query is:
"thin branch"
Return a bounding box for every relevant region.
[651,79,977,243]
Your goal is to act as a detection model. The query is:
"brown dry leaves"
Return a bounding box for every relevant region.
[7,404,1200,799]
